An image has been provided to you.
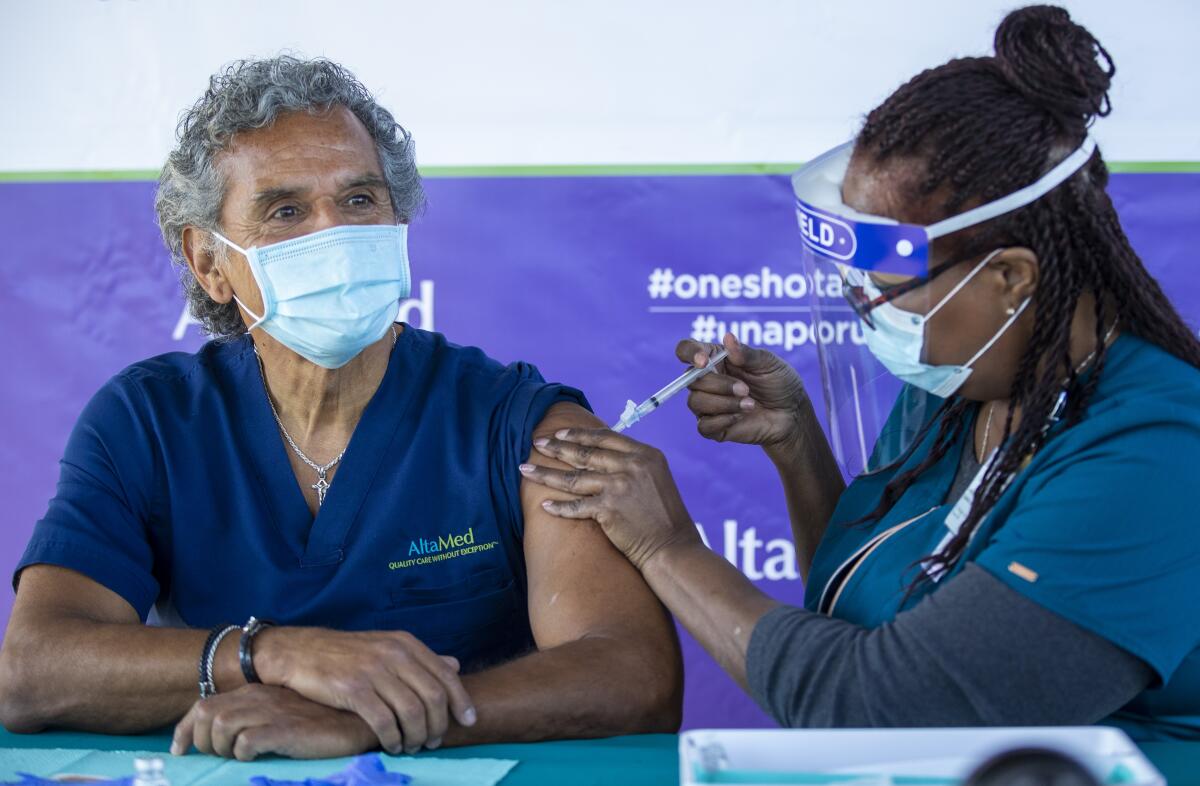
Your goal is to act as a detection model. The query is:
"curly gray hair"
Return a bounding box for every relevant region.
[154,55,425,338]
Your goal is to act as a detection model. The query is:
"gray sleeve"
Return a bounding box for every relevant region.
[746,563,1153,728]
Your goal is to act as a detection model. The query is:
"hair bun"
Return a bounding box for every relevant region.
[993,5,1115,129]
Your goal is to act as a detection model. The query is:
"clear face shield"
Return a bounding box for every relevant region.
[791,137,1097,478]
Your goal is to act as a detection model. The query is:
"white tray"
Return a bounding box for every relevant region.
[679,727,1164,785]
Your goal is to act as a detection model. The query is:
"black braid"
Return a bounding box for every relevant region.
[852,397,970,526]
[847,6,1200,586]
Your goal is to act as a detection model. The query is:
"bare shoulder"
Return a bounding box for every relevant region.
[520,402,607,544]
[518,406,677,655]
[523,401,602,499]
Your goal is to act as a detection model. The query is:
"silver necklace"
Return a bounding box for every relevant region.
[254,325,398,506]
[977,319,1117,463]
[979,402,996,463]
[1073,319,1119,376]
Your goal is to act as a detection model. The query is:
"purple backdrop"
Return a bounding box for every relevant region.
[1,172,1197,729]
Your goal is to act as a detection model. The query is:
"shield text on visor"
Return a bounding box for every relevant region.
[791,136,1096,478]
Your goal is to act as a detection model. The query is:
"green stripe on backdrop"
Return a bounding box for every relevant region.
[1107,161,1200,173]
[1,162,1199,182]
[0,169,162,182]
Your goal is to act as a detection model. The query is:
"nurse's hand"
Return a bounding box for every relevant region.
[172,683,375,761]
[252,627,476,755]
[521,429,700,571]
[678,332,809,454]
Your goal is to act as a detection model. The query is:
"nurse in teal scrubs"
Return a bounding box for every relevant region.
[522,5,1200,740]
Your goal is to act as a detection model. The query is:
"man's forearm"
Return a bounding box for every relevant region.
[0,617,245,734]
[188,632,683,752]
[441,635,682,746]
[764,402,845,581]
[3,617,680,746]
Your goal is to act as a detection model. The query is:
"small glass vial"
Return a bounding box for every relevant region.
[132,757,170,786]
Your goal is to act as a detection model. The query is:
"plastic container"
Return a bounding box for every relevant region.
[679,727,1164,786]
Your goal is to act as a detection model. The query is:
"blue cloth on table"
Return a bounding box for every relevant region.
[249,754,409,786]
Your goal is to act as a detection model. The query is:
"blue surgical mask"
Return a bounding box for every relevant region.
[858,249,1030,398]
[212,224,411,369]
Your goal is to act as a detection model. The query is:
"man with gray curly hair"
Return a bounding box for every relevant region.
[0,56,682,760]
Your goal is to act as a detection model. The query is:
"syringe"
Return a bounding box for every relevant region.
[612,349,730,432]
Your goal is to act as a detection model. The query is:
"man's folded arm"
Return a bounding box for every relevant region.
[0,565,233,733]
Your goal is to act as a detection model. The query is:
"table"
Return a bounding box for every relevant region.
[1,730,1197,786]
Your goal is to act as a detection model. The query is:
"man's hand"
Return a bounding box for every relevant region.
[252,627,476,754]
[171,684,375,761]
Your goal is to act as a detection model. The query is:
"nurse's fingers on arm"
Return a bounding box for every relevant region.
[171,702,198,755]
[698,414,741,442]
[688,389,751,417]
[520,464,606,496]
[542,494,604,520]
[552,427,640,453]
[531,437,625,472]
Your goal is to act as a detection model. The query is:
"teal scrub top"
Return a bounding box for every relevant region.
[804,334,1200,741]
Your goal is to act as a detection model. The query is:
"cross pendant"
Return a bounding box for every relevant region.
[312,473,331,506]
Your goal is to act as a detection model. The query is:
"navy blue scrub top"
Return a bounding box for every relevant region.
[16,325,590,672]
[805,334,1200,740]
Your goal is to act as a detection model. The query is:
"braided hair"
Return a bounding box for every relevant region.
[849,5,1200,584]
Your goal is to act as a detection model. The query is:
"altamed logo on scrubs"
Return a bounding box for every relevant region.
[411,527,477,555]
[388,527,499,570]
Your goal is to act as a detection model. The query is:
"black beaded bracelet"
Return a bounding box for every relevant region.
[238,616,275,685]
[199,623,238,698]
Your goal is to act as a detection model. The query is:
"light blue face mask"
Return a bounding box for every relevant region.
[212,223,411,369]
[854,249,1031,399]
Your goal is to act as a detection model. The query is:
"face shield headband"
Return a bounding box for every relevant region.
[791,135,1098,279]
